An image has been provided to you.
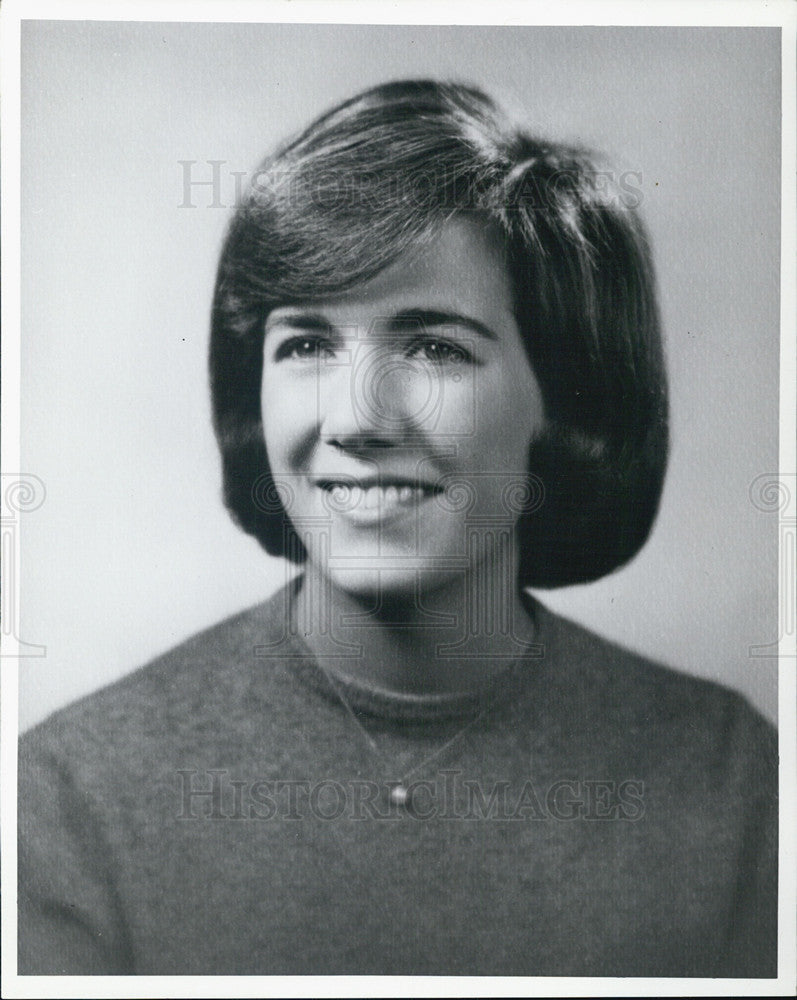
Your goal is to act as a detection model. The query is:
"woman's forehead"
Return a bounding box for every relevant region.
[266,215,514,325]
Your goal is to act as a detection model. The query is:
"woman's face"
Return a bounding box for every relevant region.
[261,215,546,598]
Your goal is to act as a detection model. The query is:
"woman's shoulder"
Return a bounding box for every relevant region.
[529,595,777,761]
[19,581,300,762]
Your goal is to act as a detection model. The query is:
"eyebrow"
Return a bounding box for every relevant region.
[264,312,330,335]
[265,308,498,342]
[391,310,498,342]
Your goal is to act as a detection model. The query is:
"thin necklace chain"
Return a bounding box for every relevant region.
[293,576,538,801]
[313,656,518,797]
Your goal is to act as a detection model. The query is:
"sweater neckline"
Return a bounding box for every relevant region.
[272,574,546,724]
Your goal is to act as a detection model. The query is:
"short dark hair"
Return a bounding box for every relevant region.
[209,79,668,588]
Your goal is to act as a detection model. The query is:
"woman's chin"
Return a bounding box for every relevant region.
[314,562,460,605]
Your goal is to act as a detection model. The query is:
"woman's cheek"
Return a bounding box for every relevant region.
[428,369,477,436]
[262,402,306,469]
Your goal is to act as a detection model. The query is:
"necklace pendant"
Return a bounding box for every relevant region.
[390,784,410,807]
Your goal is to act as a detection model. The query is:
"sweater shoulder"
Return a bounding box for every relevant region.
[20,583,297,759]
[531,598,777,759]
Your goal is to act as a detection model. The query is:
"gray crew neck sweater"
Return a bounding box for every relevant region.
[18,581,777,976]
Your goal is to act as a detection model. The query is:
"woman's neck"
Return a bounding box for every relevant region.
[293,561,538,697]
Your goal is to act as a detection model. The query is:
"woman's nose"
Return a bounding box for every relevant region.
[319,342,433,450]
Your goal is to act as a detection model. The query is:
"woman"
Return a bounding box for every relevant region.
[19,80,776,977]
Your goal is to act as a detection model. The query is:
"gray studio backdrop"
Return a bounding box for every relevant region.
[20,22,780,729]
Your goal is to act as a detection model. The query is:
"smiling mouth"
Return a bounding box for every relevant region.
[316,479,442,512]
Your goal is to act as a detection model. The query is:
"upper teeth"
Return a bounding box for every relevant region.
[326,483,432,509]
[364,486,390,508]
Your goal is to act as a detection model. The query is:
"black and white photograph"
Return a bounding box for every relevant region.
[2,2,795,995]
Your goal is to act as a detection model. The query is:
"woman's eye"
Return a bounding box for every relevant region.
[275,336,334,361]
[409,340,471,365]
